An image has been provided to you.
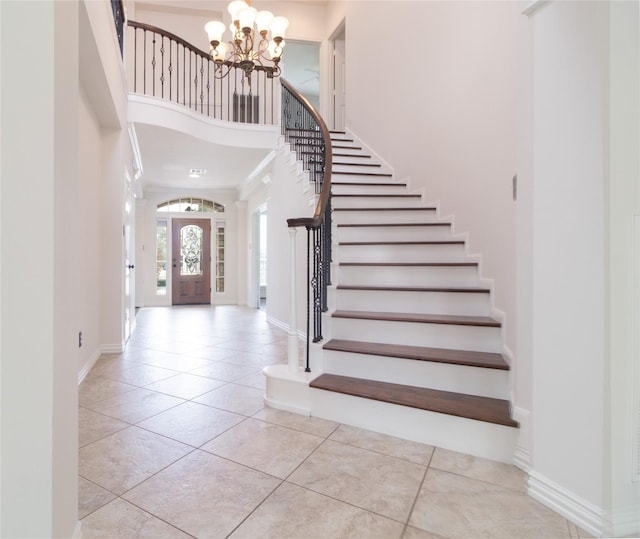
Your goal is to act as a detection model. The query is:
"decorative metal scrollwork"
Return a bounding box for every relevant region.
[180,225,203,276]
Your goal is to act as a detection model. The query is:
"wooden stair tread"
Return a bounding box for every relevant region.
[333,195,420,199]
[339,261,476,267]
[332,310,500,327]
[334,207,436,212]
[339,240,464,245]
[309,374,518,427]
[332,182,404,186]
[336,284,489,293]
[323,339,509,370]
[333,153,372,158]
[332,171,393,176]
[337,223,450,227]
[333,163,381,167]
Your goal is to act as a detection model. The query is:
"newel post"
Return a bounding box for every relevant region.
[287,227,299,373]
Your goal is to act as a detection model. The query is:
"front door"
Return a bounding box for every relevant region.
[171,218,211,305]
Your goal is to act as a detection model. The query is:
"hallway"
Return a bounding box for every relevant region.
[78,306,589,538]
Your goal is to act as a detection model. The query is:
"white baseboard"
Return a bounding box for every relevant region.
[101,343,124,355]
[77,349,102,385]
[77,343,124,385]
[512,445,531,473]
[72,520,82,539]
[266,314,307,341]
[528,471,603,537]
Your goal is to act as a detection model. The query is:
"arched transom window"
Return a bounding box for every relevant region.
[157,198,225,213]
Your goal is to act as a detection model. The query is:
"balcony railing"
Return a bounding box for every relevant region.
[127,21,278,125]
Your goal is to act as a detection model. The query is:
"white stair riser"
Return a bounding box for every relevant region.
[332,183,409,195]
[332,165,388,175]
[322,350,509,398]
[334,289,491,317]
[333,209,438,225]
[308,389,517,463]
[332,196,423,209]
[331,173,394,184]
[336,264,479,287]
[336,225,453,242]
[331,140,360,147]
[331,317,502,353]
[335,243,467,263]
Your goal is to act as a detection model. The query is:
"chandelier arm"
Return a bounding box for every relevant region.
[212,61,233,80]
[255,37,271,62]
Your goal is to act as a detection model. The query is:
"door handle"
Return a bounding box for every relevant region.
[127,264,135,269]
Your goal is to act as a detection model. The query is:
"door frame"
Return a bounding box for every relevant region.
[123,168,136,341]
[252,205,267,310]
[329,20,346,132]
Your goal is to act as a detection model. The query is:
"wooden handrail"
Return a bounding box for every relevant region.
[126,20,278,124]
[128,20,210,59]
[281,78,333,230]
[127,20,277,76]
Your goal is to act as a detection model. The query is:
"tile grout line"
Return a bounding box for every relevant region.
[400,444,435,538]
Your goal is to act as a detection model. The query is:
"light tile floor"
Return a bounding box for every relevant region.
[79,305,593,539]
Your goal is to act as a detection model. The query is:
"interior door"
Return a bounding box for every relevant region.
[171,218,211,305]
[123,170,136,341]
[331,25,346,131]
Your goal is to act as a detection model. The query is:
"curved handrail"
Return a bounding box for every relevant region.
[128,20,277,75]
[281,78,333,230]
[127,20,278,124]
[129,20,210,58]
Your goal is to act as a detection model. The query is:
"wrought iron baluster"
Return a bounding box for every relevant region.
[160,36,165,98]
[152,33,156,96]
[305,227,312,372]
[183,47,186,106]
[207,59,210,116]
[199,57,204,113]
[133,28,137,92]
[143,30,147,94]
[168,40,172,101]
[312,226,322,342]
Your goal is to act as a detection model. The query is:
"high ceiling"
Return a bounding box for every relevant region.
[134,123,273,192]
[130,0,321,195]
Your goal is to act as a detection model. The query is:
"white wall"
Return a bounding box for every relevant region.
[265,143,317,336]
[531,0,607,512]
[78,90,104,371]
[514,0,534,468]
[340,1,518,354]
[528,1,640,535]
[1,0,130,535]
[0,2,80,536]
[606,2,640,534]
[130,0,327,55]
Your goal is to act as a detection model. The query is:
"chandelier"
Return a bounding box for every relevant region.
[204,1,289,79]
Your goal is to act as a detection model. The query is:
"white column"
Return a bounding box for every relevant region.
[288,227,299,373]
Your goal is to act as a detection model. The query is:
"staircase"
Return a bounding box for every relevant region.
[304,131,519,462]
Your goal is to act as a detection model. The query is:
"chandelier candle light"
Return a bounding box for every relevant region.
[205,0,289,78]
